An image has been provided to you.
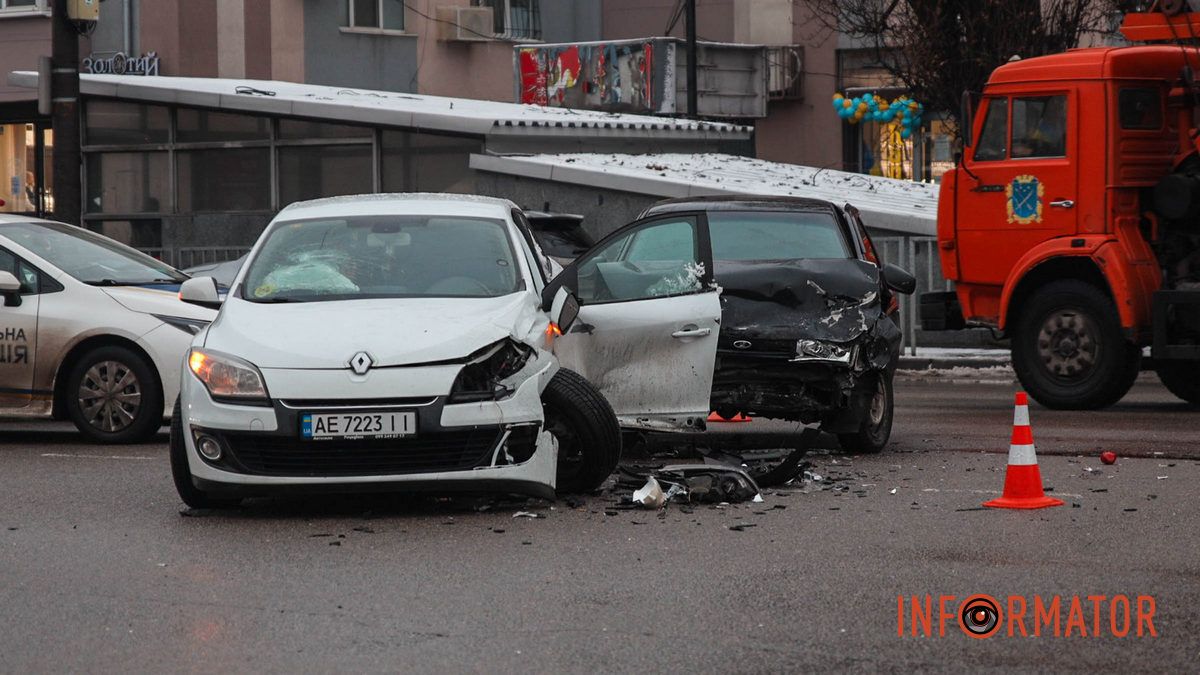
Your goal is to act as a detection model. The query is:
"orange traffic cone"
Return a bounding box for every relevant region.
[983,392,1064,510]
[707,411,751,423]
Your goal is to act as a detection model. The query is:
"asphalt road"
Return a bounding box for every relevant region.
[1,374,1197,672]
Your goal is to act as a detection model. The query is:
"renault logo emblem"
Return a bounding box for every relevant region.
[733,340,752,350]
[349,351,374,375]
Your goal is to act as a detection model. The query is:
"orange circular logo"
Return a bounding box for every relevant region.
[959,594,1002,639]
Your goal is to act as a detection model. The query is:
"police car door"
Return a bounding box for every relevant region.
[0,247,39,410]
[547,213,720,431]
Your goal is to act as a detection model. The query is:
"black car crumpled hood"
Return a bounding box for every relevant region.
[716,258,898,359]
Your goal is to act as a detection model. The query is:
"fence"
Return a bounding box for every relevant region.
[875,236,951,354]
[140,238,951,352]
[140,246,250,270]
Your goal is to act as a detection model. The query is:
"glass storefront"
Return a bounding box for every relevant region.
[79,100,484,248]
[0,122,51,214]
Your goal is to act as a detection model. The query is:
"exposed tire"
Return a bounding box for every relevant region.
[542,368,621,494]
[64,345,163,444]
[837,371,894,453]
[1155,360,1200,405]
[169,399,240,509]
[1011,280,1139,410]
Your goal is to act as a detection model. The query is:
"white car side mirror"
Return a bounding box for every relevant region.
[0,270,20,292]
[0,270,21,307]
[180,276,222,309]
[548,286,580,334]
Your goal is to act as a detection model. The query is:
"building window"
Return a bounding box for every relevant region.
[381,131,481,193]
[85,101,169,145]
[85,152,170,214]
[278,145,373,206]
[177,109,270,143]
[0,1,45,14]
[177,149,271,212]
[345,0,404,31]
[474,0,540,40]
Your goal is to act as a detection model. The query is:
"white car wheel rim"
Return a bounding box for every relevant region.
[78,360,142,432]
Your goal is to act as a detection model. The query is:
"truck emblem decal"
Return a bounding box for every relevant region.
[1006,175,1045,225]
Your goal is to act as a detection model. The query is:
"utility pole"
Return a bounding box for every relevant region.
[51,0,82,225]
[685,0,698,119]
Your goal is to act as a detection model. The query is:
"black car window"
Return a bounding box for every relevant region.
[707,211,851,261]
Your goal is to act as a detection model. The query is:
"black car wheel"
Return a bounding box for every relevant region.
[169,399,241,509]
[1011,280,1139,409]
[64,345,163,444]
[837,371,894,453]
[543,369,621,494]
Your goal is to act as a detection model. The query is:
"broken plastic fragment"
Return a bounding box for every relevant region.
[633,477,666,509]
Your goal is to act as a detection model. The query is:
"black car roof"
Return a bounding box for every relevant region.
[640,195,843,217]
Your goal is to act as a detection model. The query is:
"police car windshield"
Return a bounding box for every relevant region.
[241,215,523,303]
[0,221,185,285]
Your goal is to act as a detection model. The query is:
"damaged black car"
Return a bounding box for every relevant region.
[540,195,914,453]
[638,196,916,451]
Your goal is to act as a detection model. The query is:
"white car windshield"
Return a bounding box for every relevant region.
[242,215,523,303]
[0,221,185,285]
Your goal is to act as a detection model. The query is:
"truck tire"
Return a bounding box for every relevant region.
[1155,361,1200,405]
[542,368,621,494]
[1012,280,1140,410]
[837,371,894,453]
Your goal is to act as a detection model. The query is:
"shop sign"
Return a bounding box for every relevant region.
[83,51,160,76]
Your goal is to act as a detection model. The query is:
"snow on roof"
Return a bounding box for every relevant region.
[470,153,939,236]
[7,71,751,139]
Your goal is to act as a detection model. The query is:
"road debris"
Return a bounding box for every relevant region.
[632,477,666,509]
[1100,451,1117,465]
[512,511,546,519]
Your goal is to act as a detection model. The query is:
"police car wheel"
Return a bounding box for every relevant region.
[64,345,163,444]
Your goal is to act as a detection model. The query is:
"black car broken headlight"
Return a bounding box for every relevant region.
[448,339,534,403]
[792,339,854,365]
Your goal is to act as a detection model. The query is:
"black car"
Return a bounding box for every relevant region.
[636,196,915,451]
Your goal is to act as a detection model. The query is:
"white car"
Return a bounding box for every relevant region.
[0,216,216,442]
[173,193,723,506]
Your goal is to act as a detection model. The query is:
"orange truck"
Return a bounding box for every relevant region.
[923,8,1200,409]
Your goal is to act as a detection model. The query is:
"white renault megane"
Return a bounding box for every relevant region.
[171,195,625,507]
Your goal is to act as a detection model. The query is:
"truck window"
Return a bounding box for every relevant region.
[973,98,1008,162]
[1119,87,1162,130]
[1012,95,1066,159]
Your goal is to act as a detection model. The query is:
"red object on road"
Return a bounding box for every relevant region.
[707,411,751,423]
[1100,451,1117,465]
[983,392,1065,510]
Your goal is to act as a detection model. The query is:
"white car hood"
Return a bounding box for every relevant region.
[101,286,218,321]
[205,293,540,369]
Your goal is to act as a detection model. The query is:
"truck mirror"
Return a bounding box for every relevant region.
[960,90,977,149]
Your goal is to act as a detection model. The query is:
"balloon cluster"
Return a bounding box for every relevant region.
[832,93,924,139]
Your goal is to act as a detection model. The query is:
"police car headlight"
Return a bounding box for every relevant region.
[448,339,533,403]
[187,348,269,405]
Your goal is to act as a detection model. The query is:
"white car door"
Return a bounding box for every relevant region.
[549,213,719,431]
[0,247,41,410]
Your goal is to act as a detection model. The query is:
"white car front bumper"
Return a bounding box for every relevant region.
[178,354,559,499]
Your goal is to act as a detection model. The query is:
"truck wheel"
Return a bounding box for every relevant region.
[1012,280,1139,410]
[837,371,894,453]
[169,399,240,509]
[1155,361,1200,405]
[543,369,621,494]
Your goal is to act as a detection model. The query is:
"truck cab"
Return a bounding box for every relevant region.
[929,46,1200,409]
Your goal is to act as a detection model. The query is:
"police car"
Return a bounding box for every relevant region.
[0,216,215,442]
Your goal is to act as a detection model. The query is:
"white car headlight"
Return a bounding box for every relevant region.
[187,348,269,404]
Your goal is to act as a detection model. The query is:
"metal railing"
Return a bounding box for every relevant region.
[141,246,250,270]
[875,236,951,354]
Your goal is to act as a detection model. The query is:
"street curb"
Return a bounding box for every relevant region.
[897,356,1011,370]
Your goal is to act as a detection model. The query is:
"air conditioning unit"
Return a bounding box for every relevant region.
[436,6,495,42]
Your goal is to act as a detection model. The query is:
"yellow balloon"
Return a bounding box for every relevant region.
[842,99,853,108]
[833,93,843,101]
